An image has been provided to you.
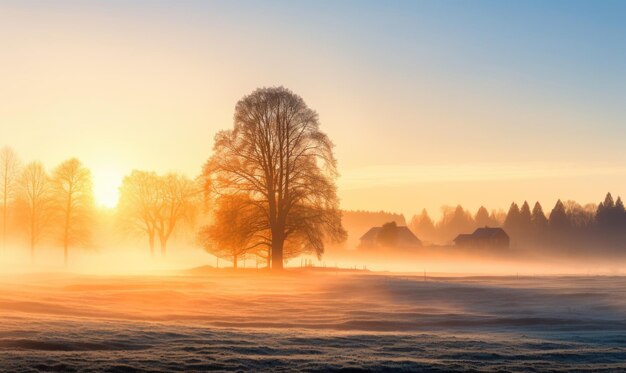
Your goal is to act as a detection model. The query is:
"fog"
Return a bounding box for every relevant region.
[2,270,625,371]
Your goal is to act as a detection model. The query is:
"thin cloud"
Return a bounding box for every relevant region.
[339,163,626,190]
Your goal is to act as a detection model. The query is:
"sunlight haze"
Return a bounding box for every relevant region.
[2,0,625,217]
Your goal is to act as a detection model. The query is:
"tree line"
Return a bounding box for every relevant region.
[0,149,94,265]
[1,87,347,270]
[410,193,626,253]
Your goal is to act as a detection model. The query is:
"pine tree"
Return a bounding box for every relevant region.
[549,199,569,232]
[531,202,548,228]
[504,203,520,231]
[474,206,493,227]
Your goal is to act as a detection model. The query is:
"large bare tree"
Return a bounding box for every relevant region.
[118,171,197,256]
[0,147,20,249]
[155,173,199,255]
[203,87,346,270]
[17,162,54,261]
[118,170,160,255]
[52,158,95,266]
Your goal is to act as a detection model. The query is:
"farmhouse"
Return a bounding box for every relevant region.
[454,227,510,249]
[359,222,422,248]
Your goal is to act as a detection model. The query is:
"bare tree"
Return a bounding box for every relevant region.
[17,162,54,261]
[198,194,268,268]
[0,147,20,249]
[118,170,160,255]
[118,171,198,256]
[155,173,199,255]
[203,87,346,270]
[52,158,95,266]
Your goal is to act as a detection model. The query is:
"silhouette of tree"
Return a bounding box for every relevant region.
[549,199,569,233]
[474,206,496,227]
[604,192,615,209]
[155,173,199,255]
[118,171,160,255]
[51,158,95,266]
[527,201,548,245]
[119,171,198,256]
[0,147,20,249]
[198,194,267,269]
[616,197,626,224]
[17,162,54,261]
[437,205,474,242]
[202,87,346,269]
[519,201,531,226]
[503,202,521,240]
[531,202,547,225]
[410,209,435,242]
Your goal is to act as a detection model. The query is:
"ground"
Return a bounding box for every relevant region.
[1,270,625,372]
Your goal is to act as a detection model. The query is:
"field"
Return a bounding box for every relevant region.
[1,270,625,372]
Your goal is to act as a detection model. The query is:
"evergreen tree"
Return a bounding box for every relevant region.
[474,206,493,227]
[531,202,548,228]
[604,192,615,209]
[503,202,520,232]
[519,201,532,235]
[549,199,569,232]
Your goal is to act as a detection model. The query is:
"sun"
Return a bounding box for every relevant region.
[92,166,124,208]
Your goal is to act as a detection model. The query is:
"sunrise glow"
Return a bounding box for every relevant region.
[1,1,626,371]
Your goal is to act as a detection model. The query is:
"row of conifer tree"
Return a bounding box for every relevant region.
[410,193,626,251]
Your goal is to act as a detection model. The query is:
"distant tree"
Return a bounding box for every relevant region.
[503,202,521,239]
[51,158,95,266]
[17,162,54,261]
[202,87,346,269]
[595,193,626,243]
[198,194,267,269]
[616,197,626,224]
[531,202,548,238]
[409,209,435,242]
[437,205,474,242]
[490,210,506,225]
[474,206,493,227]
[531,202,548,227]
[0,147,20,248]
[603,192,615,209]
[549,199,569,232]
[118,171,160,255]
[564,201,594,230]
[519,201,531,227]
[154,173,199,255]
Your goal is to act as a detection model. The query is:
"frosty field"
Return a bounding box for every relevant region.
[1,270,625,372]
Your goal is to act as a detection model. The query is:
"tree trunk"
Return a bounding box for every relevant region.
[2,192,6,251]
[64,242,68,267]
[149,234,155,257]
[30,211,35,264]
[271,235,284,270]
[30,238,35,264]
[160,236,167,256]
[64,193,72,267]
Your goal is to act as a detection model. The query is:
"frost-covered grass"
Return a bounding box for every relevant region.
[1,272,625,371]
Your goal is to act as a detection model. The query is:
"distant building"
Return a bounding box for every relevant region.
[359,222,422,248]
[454,227,509,248]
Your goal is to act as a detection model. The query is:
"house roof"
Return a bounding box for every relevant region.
[454,227,509,242]
[396,226,422,245]
[360,227,381,241]
[472,227,508,239]
[453,233,473,242]
[360,226,422,245]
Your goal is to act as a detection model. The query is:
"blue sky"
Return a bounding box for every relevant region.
[1,0,625,216]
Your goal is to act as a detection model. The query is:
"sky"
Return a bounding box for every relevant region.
[1,0,625,219]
